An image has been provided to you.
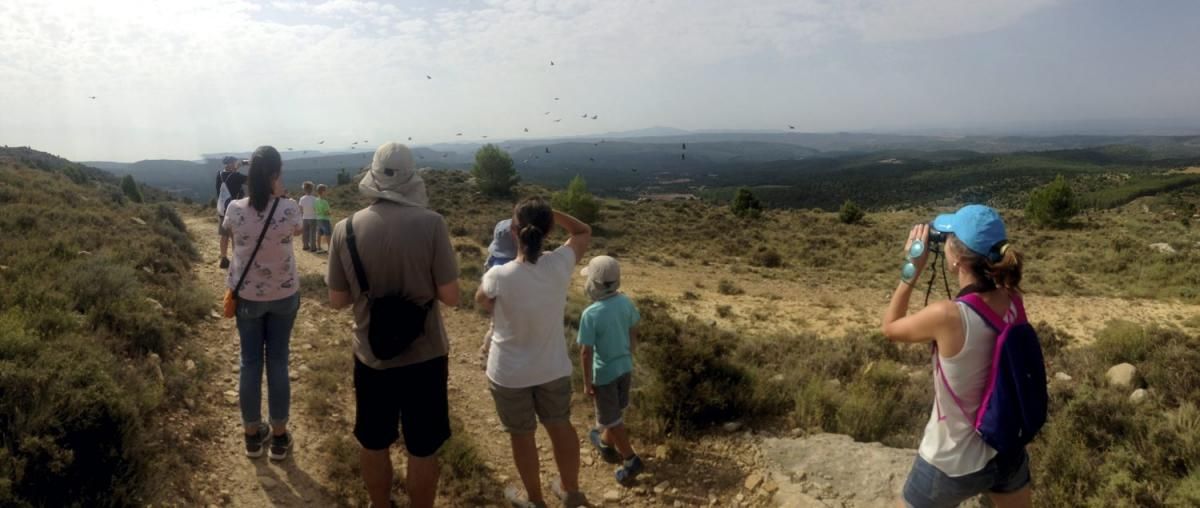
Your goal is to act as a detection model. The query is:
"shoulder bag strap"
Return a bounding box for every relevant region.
[232,198,280,295]
[344,212,371,297]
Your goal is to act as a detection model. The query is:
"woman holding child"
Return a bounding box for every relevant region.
[475,198,591,508]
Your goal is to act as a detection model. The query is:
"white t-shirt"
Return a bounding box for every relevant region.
[298,194,317,220]
[483,245,577,388]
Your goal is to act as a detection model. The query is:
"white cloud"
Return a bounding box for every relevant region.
[0,0,1072,160]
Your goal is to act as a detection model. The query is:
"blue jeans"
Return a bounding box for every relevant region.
[236,293,300,428]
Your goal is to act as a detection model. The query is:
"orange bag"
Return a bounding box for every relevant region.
[223,289,237,319]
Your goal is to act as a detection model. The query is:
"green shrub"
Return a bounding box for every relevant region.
[838,199,865,225]
[836,360,927,446]
[1093,319,1153,364]
[750,246,783,268]
[120,174,144,203]
[634,299,764,434]
[551,175,600,224]
[731,187,762,219]
[717,279,743,295]
[471,144,518,197]
[1026,174,1079,228]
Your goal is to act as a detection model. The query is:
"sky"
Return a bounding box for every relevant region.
[1,0,1199,162]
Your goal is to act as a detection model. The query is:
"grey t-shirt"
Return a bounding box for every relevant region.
[326,202,459,369]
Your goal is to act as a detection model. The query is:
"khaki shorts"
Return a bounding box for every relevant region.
[489,376,572,434]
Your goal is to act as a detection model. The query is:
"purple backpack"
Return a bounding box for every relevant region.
[936,293,1048,454]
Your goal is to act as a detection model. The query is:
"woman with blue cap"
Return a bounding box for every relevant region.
[881,205,1032,508]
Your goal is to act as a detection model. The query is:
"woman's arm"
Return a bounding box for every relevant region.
[474,285,495,314]
[554,210,591,264]
[881,223,950,343]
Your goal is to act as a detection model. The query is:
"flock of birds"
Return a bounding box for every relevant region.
[86,60,802,171]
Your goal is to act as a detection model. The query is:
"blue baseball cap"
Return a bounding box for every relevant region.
[932,205,1007,261]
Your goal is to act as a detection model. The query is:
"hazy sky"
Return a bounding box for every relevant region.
[2,0,1198,161]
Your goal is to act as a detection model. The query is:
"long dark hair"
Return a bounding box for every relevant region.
[248,146,282,212]
[513,197,553,264]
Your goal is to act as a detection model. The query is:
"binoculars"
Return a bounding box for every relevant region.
[901,223,948,283]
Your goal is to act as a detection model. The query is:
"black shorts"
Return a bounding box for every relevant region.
[353,355,451,457]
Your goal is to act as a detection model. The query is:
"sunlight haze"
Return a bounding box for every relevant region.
[2,0,1199,161]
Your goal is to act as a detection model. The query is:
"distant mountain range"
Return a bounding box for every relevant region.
[82,130,1200,201]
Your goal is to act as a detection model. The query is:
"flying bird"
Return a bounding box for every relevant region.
[524,128,529,132]
[589,157,595,162]
[482,135,488,139]
[318,140,325,144]
[443,153,448,158]
[788,125,795,130]
[554,97,559,101]
[88,96,96,99]
[554,119,561,123]
[545,147,550,154]
[591,115,597,120]
[352,141,358,145]
[456,133,463,136]
[681,153,686,160]
[363,140,368,143]
[581,114,588,118]
[544,112,550,115]
[682,143,687,150]
[408,136,412,141]
[550,60,555,66]
[426,75,432,79]
[286,147,293,151]
[631,168,638,173]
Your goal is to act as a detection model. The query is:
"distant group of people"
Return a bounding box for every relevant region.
[218,142,1033,508]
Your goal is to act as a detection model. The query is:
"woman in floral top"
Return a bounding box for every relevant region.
[222,145,303,461]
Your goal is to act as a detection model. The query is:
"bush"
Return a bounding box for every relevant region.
[731,187,762,219]
[634,299,771,434]
[838,199,865,225]
[471,144,518,197]
[717,279,744,295]
[1026,174,1079,228]
[551,175,600,224]
[120,174,144,203]
[750,246,782,268]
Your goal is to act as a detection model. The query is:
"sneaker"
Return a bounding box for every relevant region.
[268,432,293,461]
[219,257,230,269]
[588,429,621,465]
[243,424,270,458]
[549,477,589,508]
[615,455,644,485]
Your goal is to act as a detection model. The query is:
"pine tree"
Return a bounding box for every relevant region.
[731,187,762,218]
[1026,175,1079,228]
[120,174,143,203]
[472,144,519,197]
[552,175,601,224]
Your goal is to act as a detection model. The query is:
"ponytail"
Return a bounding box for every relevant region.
[519,224,546,263]
[951,236,1025,293]
[985,242,1023,292]
[513,197,553,264]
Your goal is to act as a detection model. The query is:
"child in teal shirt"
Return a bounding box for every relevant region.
[314,184,332,253]
[577,255,643,485]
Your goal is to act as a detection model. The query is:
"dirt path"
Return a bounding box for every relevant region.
[180,212,766,507]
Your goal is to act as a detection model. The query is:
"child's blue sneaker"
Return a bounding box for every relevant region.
[588,429,622,464]
[615,455,644,485]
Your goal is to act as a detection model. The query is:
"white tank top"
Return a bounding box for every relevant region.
[917,302,1001,476]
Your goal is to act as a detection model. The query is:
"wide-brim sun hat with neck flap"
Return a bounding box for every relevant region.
[358,142,428,207]
[932,204,1008,262]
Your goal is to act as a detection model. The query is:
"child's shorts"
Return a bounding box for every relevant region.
[317,219,332,236]
[594,372,632,428]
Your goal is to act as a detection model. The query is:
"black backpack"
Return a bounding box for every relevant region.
[345,212,434,360]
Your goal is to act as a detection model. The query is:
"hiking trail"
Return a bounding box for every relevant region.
[177,212,781,507]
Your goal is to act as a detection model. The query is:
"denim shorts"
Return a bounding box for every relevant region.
[902,448,1031,508]
[594,372,631,428]
[317,219,332,236]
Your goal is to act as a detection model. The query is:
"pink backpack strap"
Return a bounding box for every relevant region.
[958,293,1007,331]
[934,348,973,422]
